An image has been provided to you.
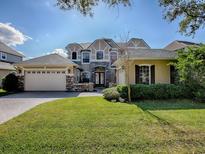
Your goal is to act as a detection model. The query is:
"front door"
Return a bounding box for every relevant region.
[95,72,105,86]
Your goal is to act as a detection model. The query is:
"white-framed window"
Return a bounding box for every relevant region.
[96,51,104,60]
[82,51,90,64]
[71,51,77,60]
[110,51,118,65]
[1,52,7,60]
[138,65,152,84]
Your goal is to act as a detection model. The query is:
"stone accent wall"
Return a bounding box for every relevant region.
[66,75,94,92]
[73,83,94,92]
[17,75,24,91]
[66,75,74,91]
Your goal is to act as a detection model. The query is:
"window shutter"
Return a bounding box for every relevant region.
[170,65,175,84]
[151,65,155,84]
[135,65,140,84]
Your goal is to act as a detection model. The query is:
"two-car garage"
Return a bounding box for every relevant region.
[24,70,66,91]
[15,54,78,91]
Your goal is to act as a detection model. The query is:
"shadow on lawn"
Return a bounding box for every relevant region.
[132,100,197,135]
[143,109,187,135]
[133,99,205,111]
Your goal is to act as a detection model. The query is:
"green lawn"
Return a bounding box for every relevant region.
[0,97,205,153]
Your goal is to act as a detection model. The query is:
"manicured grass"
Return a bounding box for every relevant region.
[0,89,7,97]
[0,97,205,153]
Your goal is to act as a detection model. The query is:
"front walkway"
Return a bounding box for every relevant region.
[0,91,102,124]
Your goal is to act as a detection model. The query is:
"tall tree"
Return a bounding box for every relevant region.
[175,45,205,88]
[56,0,130,16]
[56,0,205,36]
[159,0,205,36]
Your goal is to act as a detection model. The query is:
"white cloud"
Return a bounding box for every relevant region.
[46,48,68,57]
[0,23,32,46]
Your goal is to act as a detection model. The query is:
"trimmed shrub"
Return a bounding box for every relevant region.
[116,85,128,99]
[194,88,205,103]
[2,73,19,92]
[103,87,120,101]
[116,84,192,100]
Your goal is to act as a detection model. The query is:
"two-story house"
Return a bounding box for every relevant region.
[0,41,24,86]
[14,38,199,91]
[66,38,150,87]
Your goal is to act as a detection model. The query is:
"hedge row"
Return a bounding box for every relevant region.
[117,84,193,100]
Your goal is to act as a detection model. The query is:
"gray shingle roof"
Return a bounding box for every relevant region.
[0,61,15,70]
[164,40,200,51]
[116,38,150,49]
[113,49,177,66]
[15,54,78,67]
[0,41,24,57]
[127,49,177,59]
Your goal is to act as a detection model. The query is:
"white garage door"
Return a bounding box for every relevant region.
[25,70,66,91]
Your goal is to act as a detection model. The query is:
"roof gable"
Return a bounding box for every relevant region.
[128,38,151,49]
[15,54,77,67]
[66,43,83,51]
[164,40,199,51]
[87,39,111,50]
[79,43,91,49]
[0,41,24,57]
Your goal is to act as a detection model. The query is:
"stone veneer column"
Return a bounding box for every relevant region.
[66,75,74,91]
[17,75,24,91]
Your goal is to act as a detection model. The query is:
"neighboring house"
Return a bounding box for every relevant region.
[15,54,78,91]
[164,40,200,51]
[0,41,24,87]
[66,38,150,87]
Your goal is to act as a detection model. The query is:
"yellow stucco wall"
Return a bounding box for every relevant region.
[118,60,172,84]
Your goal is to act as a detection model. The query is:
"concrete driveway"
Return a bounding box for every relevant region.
[0,91,102,124]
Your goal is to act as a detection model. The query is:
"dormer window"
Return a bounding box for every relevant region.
[72,52,77,60]
[96,51,103,60]
[1,52,7,60]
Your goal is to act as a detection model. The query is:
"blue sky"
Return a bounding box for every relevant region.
[0,0,205,58]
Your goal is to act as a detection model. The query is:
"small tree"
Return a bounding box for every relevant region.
[118,32,131,102]
[2,73,19,92]
[175,45,205,89]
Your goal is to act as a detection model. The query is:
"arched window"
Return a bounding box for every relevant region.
[96,51,103,60]
[72,52,77,60]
